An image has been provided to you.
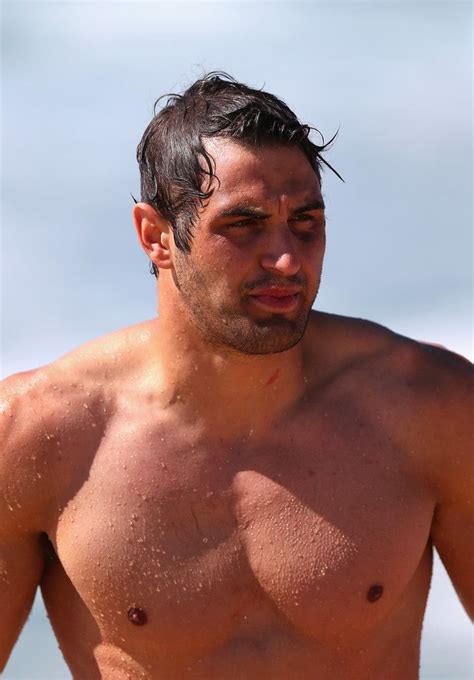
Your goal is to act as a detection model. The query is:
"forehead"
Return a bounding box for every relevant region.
[202,138,322,212]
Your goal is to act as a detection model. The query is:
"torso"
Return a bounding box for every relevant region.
[29,313,438,678]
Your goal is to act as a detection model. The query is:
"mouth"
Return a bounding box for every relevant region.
[248,292,300,313]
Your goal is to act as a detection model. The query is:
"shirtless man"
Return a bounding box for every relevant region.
[1,73,472,679]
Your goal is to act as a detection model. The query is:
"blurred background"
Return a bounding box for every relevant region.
[1,0,472,678]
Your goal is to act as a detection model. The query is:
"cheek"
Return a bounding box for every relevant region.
[299,237,325,267]
[206,237,250,277]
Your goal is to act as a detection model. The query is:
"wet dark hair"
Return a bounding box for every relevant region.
[136,71,341,277]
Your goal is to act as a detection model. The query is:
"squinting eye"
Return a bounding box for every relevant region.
[291,215,315,223]
[227,220,262,230]
[290,217,316,230]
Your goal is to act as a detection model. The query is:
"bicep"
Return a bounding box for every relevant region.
[0,371,55,667]
[431,500,474,620]
[0,530,44,670]
[421,350,474,619]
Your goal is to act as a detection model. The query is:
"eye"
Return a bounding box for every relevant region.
[226,219,262,230]
[290,214,317,224]
[290,215,316,230]
[292,213,325,227]
[289,215,324,241]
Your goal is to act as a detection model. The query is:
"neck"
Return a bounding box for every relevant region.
[150,294,311,440]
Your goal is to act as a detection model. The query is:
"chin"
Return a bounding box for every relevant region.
[214,306,312,356]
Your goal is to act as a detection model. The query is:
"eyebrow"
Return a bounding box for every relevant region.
[215,198,325,221]
[291,199,326,214]
[216,206,271,220]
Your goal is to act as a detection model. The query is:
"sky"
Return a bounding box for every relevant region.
[1,1,472,678]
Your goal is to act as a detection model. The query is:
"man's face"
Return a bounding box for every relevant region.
[170,138,326,355]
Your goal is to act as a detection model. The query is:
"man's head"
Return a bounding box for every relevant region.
[137,72,337,271]
[135,73,336,355]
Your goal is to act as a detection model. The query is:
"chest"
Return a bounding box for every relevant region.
[51,413,434,653]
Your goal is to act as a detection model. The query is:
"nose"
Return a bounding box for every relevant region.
[259,225,301,276]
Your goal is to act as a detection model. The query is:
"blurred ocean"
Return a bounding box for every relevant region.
[3,553,472,679]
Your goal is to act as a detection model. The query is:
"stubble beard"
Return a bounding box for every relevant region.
[172,252,319,356]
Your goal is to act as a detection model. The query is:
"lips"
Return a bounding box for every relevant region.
[249,287,301,297]
[248,288,301,312]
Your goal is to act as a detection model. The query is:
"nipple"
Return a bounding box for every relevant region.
[366,584,384,602]
[127,606,148,625]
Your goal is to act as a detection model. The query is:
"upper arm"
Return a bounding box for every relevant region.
[0,371,49,668]
[0,355,108,667]
[431,496,474,619]
[0,528,45,669]
[425,351,474,619]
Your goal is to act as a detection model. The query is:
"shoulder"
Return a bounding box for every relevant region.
[0,319,157,530]
[309,311,473,495]
[309,310,471,389]
[2,317,157,407]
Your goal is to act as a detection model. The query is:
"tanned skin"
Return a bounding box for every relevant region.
[1,140,472,679]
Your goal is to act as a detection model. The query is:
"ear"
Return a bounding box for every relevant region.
[133,203,174,271]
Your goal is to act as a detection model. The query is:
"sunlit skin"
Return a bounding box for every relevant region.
[0,138,472,680]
